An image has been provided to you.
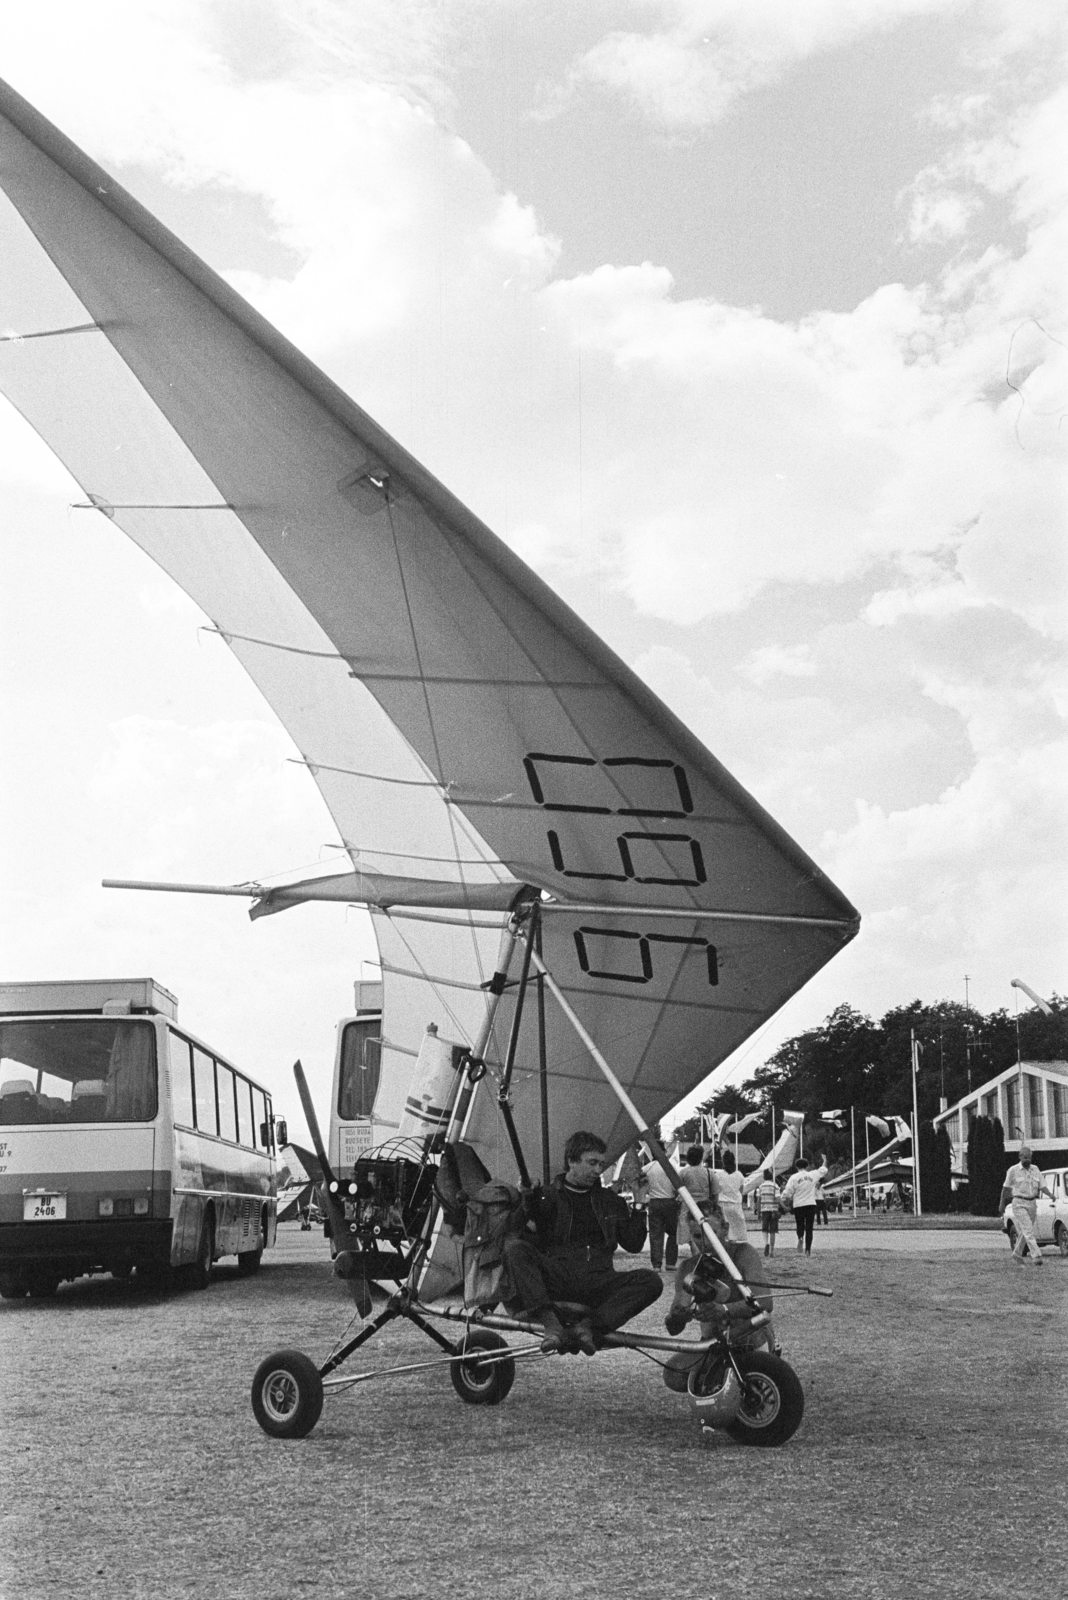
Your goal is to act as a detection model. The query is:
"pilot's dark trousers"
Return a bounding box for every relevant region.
[503,1238,662,1333]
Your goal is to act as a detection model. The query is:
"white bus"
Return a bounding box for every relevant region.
[329,980,392,1171]
[0,978,283,1299]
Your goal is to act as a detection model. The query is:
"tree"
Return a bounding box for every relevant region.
[967,1116,1008,1216]
[919,1122,952,1213]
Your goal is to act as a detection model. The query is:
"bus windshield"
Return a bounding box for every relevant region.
[337,1019,382,1120]
[0,1019,158,1125]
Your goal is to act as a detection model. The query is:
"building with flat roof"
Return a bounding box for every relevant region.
[934,1060,1068,1175]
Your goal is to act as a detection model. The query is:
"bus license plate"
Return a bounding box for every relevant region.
[24,1192,66,1221]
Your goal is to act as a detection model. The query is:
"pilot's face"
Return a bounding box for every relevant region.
[566,1148,607,1188]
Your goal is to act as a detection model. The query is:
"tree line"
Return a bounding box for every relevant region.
[674,994,1066,1211]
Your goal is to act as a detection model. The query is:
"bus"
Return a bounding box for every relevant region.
[0,978,284,1299]
[329,980,393,1171]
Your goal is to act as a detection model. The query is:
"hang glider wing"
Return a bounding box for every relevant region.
[0,79,858,1173]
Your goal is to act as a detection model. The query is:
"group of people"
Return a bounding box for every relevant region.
[640,1144,830,1266]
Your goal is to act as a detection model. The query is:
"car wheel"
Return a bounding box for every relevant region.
[1055,1222,1068,1258]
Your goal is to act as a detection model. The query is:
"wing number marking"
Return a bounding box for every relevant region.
[573,927,718,987]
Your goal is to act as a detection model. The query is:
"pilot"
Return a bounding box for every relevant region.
[503,1131,662,1355]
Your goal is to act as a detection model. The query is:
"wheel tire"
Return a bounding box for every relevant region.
[251,1349,324,1439]
[111,1263,134,1282]
[190,1213,214,1291]
[1056,1223,1068,1258]
[449,1330,516,1407]
[136,1259,173,1294]
[237,1215,267,1277]
[26,1271,60,1300]
[0,1271,27,1300]
[1005,1222,1018,1252]
[726,1352,805,1448]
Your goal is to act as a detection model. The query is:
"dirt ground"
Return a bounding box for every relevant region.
[1,1223,1064,1600]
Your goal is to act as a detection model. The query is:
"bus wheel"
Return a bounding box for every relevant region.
[137,1260,172,1294]
[111,1263,134,1282]
[251,1350,323,1438]
[0,1271,27,1299]
[449,1331,516,1406]
[190,1213,215,1291]
[237,1215,267,1276]
[26,1271,60,1300]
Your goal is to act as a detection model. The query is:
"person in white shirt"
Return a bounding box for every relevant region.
[780,1157,828,1256]
[641,1156,680,1271]
[999,1144,1054,1266]
[709,1149,749,1243]
[676,1146,715,1256]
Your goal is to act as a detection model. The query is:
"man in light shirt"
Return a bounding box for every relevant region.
[999,1144,1055,1266]
[641,1154,680,1271]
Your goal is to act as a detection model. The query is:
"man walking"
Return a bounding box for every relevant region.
[1000,1145,1054,1266]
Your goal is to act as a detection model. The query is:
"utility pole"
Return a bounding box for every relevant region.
[850,1106,857,1217]
[911,1030,923,1217]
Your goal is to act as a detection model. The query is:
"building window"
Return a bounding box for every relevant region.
[1005,1078,1021,1138]
[1052,1082,1068,1140]
[1026,1074,1046,1140]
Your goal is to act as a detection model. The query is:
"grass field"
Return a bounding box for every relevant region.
[1,1224,1064,1600]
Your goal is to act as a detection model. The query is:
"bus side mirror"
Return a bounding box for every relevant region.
[274,1118,288,1148]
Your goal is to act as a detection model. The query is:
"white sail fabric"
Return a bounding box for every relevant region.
[0,79,858,1174]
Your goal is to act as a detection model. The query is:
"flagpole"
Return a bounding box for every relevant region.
[911,1030,923,1218]
[865,1117,872,1211]
[850,1107,857,1217]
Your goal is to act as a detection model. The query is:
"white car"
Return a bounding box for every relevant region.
[1002,1166,1068,1256]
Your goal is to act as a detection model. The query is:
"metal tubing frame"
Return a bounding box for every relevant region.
[529,950,760,1308]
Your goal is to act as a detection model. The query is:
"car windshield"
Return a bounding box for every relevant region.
[0,1019,157,1124]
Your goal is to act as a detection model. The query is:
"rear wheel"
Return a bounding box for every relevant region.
[251,1349,324,1438]
[189,1212,215,1291]
[449,1330,516,1406]
[726,1352,804,1448]
[111,1263,134,1282]
[1005,1222,1018,1251]
[25,1271,60,1300]
[1055,1222,1068,1258]
[237,1214,267,1277]
[0,1271,27,1300]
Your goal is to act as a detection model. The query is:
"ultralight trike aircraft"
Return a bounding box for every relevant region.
[0,77,856,1445]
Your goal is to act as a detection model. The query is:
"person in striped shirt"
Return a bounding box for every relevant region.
[757,1170,782,1257]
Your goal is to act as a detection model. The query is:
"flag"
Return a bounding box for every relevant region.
[866,1115,891,1137]
[891,1115,912,1142]
[724,1111,761,1137]
[820,1108,845,1127]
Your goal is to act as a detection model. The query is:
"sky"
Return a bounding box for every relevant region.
[1,0,1065,1139]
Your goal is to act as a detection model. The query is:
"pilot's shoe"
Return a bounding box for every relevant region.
[572,1318,598,1356]
[538,1309,575,1354]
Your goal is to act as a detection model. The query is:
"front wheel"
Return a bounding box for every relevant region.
[1055,1223,1068,1258]
[1005,1222,1018,1252]
[0,1271,27,1300]
[450,1330,516,1406]
[726,1352,804,1448]
[251,1349,324,1439]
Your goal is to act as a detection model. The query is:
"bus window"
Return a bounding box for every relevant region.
[192,1047,217,1134]
[235,1076,251,1147]
[251,1085,268,1149]
[170,1034,194,1127]
[0,1020,158,1125]
[216,1062,238,1143]
[337,1020,382,1119]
